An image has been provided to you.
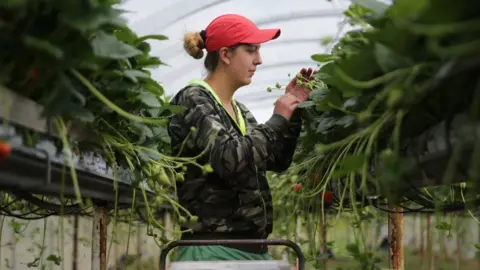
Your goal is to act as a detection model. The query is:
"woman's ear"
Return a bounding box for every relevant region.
[218,47,231,66]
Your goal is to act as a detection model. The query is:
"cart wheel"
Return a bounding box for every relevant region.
[159,239,305,270]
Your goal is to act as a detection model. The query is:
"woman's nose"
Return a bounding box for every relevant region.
[254,54,263,66]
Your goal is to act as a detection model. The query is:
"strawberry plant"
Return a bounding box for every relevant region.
[284,0,480,214]
[0,0,205,257]
[270,0,480,267]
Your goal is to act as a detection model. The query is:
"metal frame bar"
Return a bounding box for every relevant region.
[159,239,306,270]
[388,206,404,270]
[0,146,155,209]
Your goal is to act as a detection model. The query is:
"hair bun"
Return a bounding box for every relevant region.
[183,31,205,59]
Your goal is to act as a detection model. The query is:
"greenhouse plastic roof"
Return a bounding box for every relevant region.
[119,0,355,123]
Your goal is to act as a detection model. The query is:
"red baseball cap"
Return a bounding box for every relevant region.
[203,14,281,52]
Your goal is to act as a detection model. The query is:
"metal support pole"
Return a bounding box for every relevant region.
[388,206,404,270]
[163,211,172,267]
[426,215,433,270]
[318,213,328,269]
[114,222,118,270]
[92,205,108,270]
[73,215,79,270]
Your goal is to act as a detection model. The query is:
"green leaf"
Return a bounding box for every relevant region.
[139,92,161,108]
[135,34,169,46]
[124,70,149,83]
[148,108,160,117]
[91,31,143,59]
[103,79,131,93]
[115,28,138,44]
[310,88,329,100]
[46,255,62,266]
[136,147,159,162]
[136,56,165,69]
[26,257,40,267]
[475,244,480,250]
[311,88,344,111]
[351,0,390,16]
[346,243,360,255]
[377,152,416,198]
[97,70,123,79]
[373,43,412,72]
[323,47,381,96]
[314,73,332,80]
[335,154,367,174]
[435,222,452,232]
[60,75,87,106]
[152,126,171,144]
[387,0,429,20]
[130,121,154,138]
[315,116,336,134]
[144,79,164,96]
[68,104,95,123]
[298,101,315,108]
[311,54,339,63]
[335,115,356,127]
[42,78,76,117]
[23,36,63,59]
[136,42,151,54]
[320,36,333,46]
[60,7,126,32]
[158,104,185,115]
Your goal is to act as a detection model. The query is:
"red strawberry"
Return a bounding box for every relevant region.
[0,142,12,163]
[293,183,302,193]
[322,191,333,206]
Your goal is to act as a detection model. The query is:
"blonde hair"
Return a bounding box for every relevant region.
[183,32,205,59]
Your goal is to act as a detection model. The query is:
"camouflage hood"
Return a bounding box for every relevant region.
[167,80,302,240]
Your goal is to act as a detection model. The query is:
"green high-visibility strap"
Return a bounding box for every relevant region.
[188,79,246,136]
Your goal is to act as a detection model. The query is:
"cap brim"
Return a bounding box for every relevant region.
[241,28,281,44]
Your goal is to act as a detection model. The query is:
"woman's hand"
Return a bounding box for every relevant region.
[285,68,315,102]
[273,93,301,121]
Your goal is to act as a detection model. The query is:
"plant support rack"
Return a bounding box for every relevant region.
[0,85,165,269]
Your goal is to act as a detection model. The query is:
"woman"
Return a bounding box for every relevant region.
[167,13,314,262]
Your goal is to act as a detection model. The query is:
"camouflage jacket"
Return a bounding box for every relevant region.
[167,81,302,243]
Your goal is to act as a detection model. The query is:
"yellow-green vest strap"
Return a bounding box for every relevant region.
[187,79,246,136]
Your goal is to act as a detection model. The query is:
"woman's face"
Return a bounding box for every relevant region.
[221,44,262,87]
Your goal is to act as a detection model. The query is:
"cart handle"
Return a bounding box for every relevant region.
[159,239,305,270]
